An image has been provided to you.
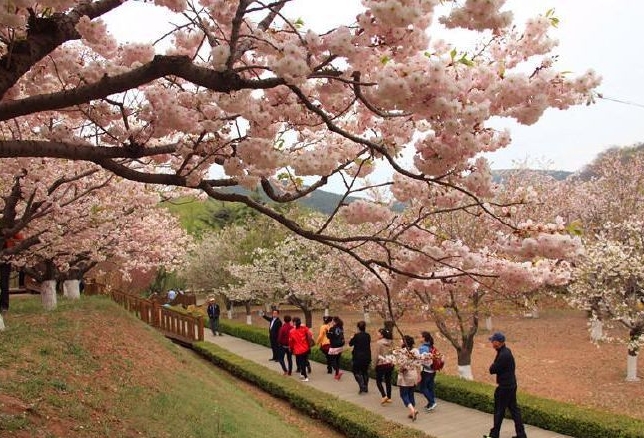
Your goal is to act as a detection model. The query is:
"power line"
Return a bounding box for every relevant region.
[598,95,644,109]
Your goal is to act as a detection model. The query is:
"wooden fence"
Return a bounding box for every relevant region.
[103,287,204,344]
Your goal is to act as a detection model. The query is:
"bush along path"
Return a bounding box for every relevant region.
[192,326,590,438]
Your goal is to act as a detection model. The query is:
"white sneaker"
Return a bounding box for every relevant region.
[300,377,309,382]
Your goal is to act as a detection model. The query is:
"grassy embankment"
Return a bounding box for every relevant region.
[0,295,339,438]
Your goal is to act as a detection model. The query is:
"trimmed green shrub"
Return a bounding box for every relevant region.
[193,341,430,438]
[218,319,644,438]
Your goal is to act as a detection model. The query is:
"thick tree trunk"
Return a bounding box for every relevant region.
[243,302,251,324]
[590,320,603,342]
[626,351,639,382]
[485,315,493,331]
[456,348,474,380]
[304,309,313,328]
[362,306,370,323]
[457,364,473,380]
[41,280,57,311]
[63,279,81,299]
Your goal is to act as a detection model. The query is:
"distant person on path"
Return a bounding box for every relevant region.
[166,289,177,303]
[277,314,294,375]
[317,316,333,373]
[483,332,528,438]
[326,316,345,380]
[349,320,372,394]
[397,335,420,422]
[288,317,313,382]
[374,327,394,405]
[262,309,282,361]
[418,331,437,411]
[206,298,222,336]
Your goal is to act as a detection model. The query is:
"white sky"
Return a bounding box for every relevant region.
[105,0,644,173]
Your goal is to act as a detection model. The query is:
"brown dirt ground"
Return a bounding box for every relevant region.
[238,299,644,421]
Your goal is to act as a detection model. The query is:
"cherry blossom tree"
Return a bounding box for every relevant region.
[0,2,598,340]
[569,220,644,381]
[1,158,190,311]
[181,215,288,321]
[226,234,351,327]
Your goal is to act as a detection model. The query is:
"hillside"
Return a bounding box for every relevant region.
[0,296,342,438]
[163,169,573,231]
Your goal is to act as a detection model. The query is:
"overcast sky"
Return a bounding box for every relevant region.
[106,0,644,172]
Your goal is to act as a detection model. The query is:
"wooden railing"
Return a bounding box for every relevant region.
[107,288,204,344]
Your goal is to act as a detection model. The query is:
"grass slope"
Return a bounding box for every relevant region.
[0,296,334,438]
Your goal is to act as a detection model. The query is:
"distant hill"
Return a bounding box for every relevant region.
[220,170,573,214]
[491,169,573,183]
[166,169,573,229]
[216,186,361,215]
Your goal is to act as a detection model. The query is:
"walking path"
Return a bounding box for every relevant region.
[203,330,572,438]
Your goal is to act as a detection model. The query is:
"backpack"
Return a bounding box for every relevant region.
[430,346,445,371]
[306,330,315,348]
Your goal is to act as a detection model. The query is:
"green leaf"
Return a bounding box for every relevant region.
[566,220,584,237]
[380,55,390,65]
[294,17,305,28]
[450,48,457,60]
[458,55,474,67]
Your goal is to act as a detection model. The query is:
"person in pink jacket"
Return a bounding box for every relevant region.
[288,317,313,382]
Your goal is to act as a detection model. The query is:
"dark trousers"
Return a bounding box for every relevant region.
[399,385,416,408]
[321,345,332,372]
[209,317,220,335]
[0,263,10,312]
[352,360,370,392]
[329,353,342,375]
[375,365,393,398]
[295,352,309,378]
[277,345,292,374]
[269,336,279,360]
[419,371,436,405]
[490,386,526,438]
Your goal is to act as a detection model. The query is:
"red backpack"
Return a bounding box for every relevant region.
[430,346,445,371]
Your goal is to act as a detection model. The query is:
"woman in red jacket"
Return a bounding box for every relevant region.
[288,317,313,382]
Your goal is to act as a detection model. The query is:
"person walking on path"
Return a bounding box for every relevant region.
[326,316,346,380]
[317,316,333,374]
[374,327,394,405]
[483,331,528,438]
[397,335,420,422]
[277,315,294,375]
[288,317,313,382]
[262,309,282,361]
[206,298,222,336]
[418,331,437,412]
[349,320,372,394]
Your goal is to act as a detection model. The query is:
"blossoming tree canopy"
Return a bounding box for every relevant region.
[0,1,598,288]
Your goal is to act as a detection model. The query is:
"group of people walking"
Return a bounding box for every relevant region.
[262,312,441,422]
[209,302,528,437]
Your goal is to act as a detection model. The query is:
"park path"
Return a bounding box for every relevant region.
[202,330,572,438]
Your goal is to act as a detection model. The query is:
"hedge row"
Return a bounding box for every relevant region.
[215,319,644,438]
[192,341,430,438]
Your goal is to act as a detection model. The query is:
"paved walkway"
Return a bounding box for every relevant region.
[203,330,572,438]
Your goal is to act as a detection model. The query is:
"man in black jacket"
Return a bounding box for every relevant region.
[262,309,282,361]
[484,332,527,438]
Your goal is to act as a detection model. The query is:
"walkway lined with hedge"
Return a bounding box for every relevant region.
[202,329,571,438]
